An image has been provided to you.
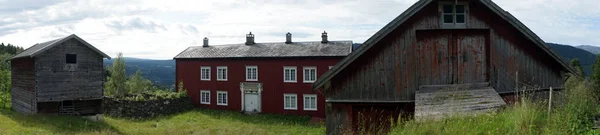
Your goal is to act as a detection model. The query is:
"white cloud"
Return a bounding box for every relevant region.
[0,0,598,59]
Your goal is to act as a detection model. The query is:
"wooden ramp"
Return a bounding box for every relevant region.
[415,83,506,121]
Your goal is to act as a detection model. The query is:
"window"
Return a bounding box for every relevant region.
[201,66,210,81]
[200,90,210,104]
[246,66,258,81]
[304,94,317,111]
[284,94,297,110]
[303,67,317,83]
[441,3,466,27]
[217,91,228,106]
[66,54,77,64]
[283,66,297,82]
[217,66,228,81]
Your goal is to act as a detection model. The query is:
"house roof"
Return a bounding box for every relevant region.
[10,34,111,60]
[174,41,353,59]
[313,0,578,90]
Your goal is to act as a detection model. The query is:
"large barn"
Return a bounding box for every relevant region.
[313,0,577,134]
[174,32,352,117]
[10,34,110,116]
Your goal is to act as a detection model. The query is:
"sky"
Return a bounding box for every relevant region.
[0,0,599,60]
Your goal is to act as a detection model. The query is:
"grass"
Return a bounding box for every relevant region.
[0,108,324,135]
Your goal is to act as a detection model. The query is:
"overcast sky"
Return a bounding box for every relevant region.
[0,0,599,59]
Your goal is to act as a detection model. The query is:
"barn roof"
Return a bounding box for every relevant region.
[174,41,353,59]
[313,0,578,90]
[10,34,111,60]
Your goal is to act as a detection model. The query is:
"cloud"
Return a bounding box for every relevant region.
[0,0,598,59]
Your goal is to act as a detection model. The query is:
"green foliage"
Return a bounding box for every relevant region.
[0,70,10,109]
[571,59,584,75]
[0,108,323,134]
[0,43,24,55]
[126,70,153,94]
[105,53,127,97]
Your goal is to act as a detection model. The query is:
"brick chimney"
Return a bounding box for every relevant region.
[321,31,328,44]
[203,37,209,47]
[246,32,255,45]
[285,32,292,44]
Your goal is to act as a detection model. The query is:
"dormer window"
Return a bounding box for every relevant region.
[441,3,467,28]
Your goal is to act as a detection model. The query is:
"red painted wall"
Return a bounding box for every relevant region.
[176,57,343,117]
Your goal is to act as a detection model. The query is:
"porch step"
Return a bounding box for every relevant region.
[415,82,506,121]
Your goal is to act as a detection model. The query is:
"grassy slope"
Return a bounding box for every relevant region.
[0,109,324,135]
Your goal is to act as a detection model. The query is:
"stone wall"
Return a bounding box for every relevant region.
[103,94,193,119]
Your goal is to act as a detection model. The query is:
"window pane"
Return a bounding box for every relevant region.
[456,14,465,23]
[456,5,465,13]
[443,5,453,13]
[443,14,453,23]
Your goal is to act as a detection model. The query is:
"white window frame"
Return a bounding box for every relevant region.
[303,94,317,111]
[440,2,468,28]
[246,66,258,81]
[284,94,297,110]
[303,66,317,83]
[283,66,297,83]
[217,66,228,81]
[201,66,211,81]
[200,90,210,104]
[217,91,228,106]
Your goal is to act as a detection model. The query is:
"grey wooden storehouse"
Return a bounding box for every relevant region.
[10,34,110,115]
[313,0,578,134]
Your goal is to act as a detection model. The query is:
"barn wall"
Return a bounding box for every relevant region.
[176,57,342,117]
[327,0,565,102]
[34,38,104,103]
[11,58,36,114]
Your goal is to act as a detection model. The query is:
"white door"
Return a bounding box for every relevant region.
[244,93,260,112]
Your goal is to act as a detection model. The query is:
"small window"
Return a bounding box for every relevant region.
[201,66,211,81]
[283,66,297,83]
[304,94,317,111]
[66,54,77,64]
[217,91,228,106]
[200,90,210,104]
[303,66,317,83]
[284,94,297,110]
[246,66,258,81]
[441,3,467,27]
[217,66,228,81]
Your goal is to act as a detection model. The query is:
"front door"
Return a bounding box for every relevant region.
[244,93,259,112]
[417,30,487,84]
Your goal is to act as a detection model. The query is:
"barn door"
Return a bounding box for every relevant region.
[452,31,486,84]
[417,30,453,85]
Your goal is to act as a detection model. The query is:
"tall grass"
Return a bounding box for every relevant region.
[390,76,599,135]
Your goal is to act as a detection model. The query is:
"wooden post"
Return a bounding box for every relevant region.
[516,71,519,103]
[548,87,553,116]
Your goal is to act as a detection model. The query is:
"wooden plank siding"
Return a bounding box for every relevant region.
[34,39,105,102]
[11,58,36,114]
[326,0,565,102]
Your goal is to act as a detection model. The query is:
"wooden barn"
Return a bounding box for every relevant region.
[312,0,577,134]
[10,34,110,116]
[174,32,352,118]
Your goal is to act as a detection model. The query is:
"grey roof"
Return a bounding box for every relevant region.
[313,0,578,90]
[11,34,111,60]
[174,41,353,59]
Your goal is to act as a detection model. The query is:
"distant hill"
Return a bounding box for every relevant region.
[104,57,175,89]
[576,45,600,54]
[547,43,596,76]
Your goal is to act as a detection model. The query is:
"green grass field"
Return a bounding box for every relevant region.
[0,108,324,135]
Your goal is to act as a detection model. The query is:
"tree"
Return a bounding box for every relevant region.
[126,69,153,94]
[105,53,127,97]
[571,59,583,76]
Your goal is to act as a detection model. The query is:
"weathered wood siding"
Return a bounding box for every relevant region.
[326,0,565,102]
[11,58,36,114]
[34,38,104,102]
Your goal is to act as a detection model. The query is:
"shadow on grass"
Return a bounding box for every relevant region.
[0,109,123,134]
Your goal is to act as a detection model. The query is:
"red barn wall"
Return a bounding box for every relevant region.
[176,57,343,117]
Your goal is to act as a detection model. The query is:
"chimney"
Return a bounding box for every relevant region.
[203,37,209,47]
[321,31,328,43]
[285,32,292,44]
[245,32,255,45]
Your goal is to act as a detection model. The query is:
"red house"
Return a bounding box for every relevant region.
[174,32,352,117]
